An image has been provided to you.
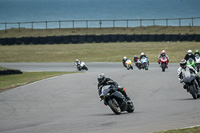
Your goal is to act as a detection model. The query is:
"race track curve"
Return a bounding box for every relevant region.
[0,62,200,133]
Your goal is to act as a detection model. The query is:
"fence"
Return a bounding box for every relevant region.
[0,17,200,32]
[0,34,200,45]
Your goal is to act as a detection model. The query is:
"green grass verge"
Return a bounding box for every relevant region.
[1,26,200,38]
[0,66,8,70]
[0,42,200,63]
[0,71,75,92]
[155,126,200,133]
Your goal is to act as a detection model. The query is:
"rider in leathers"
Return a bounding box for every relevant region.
[158,50,169,64]
[122,56,128,68]
[140,52,149,65]
[177,59,200,95]
[97,73,131,102]
[194,49,200,57]
[184,50,196,61]
[74,59,81,66]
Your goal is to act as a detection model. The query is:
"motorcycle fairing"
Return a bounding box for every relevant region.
[183,70,196,84]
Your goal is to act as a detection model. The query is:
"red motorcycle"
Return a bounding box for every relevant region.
[160,56,168,72]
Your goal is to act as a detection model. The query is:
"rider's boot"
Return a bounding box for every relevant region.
[122,90,131,103]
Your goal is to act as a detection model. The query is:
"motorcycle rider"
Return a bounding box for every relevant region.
[177,59,200,94]
[140,52,149,65]
[158,50,169,64]
[74,59,88,70]
[194,49,200,57]
[74,59,81,66]
[133,55,139,63]
[140,52,147,60]
[122,56,128,68]
[134,55,139,67]
[97,73,131,102]
[184,50,196,61]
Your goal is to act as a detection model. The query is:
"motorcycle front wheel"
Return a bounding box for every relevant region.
[162,63,166,72]
[108,99,121,115]
[190,85,197,99]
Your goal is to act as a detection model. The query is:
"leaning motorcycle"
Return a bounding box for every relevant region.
[141,57,149,70]
[125,59,133,70]
[135,59,142,70]
[187,58,195,69]
[182,67,200,99]
[76,61,88,71]
[195,55,200,72]
[160,56,168,72]
[100,85,135,115]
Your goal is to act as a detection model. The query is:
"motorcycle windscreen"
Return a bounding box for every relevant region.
[195,55,200,63]
[141,57,146,62]
[161,56,167,61]
[183,69,195,83]
[187,58,194,65]
[100,85,111,96]
[125,60,132,65]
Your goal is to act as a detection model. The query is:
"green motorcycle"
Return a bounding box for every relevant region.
[187,58,195,69]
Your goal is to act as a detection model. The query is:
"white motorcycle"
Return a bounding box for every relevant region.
[195,55,200,72]
[140,57,149,70]
[75,61,88,71]
[125,59,133,70]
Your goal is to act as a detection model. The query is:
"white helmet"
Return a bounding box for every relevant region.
[161,50,165,54]
[76,59,79,62]
[97,73,105,82]
[187,50,192,56]
[141,52,144,56]
[123,56,127,60]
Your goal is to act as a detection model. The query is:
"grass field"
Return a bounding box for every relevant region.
[1,26,200,38]
[0,41,200,63]
[0,71,75,92]
[155,126,200,133]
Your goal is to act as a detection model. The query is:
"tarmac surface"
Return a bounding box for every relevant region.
[0,62,200,133]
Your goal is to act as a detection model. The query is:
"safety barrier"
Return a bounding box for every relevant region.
[0,69,23,75]
[0,34,200,45]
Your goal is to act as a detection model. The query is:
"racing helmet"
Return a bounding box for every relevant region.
[76,59,79,62]
[97,73,106,83]
[161,50,166,56]
[141,52,144,56]
[195,49,199,53]
[187,50,192,56]
[180,59,186,69]
[123,56,127,60]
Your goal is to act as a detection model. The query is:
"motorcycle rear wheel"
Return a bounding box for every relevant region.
[127,102,135,113]
[108,99,121,115]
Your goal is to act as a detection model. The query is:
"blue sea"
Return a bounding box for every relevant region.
[0,0,200,29]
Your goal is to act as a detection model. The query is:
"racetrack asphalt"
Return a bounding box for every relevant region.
[0,62,200,133]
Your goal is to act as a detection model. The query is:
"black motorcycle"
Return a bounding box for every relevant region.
[100,85,134,115]
[182,68,200,99]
